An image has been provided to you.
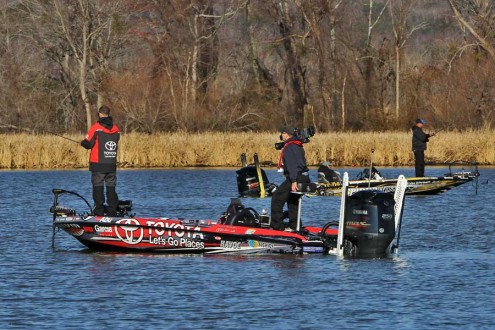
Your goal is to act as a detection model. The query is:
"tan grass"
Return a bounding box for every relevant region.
[0,130,493,169]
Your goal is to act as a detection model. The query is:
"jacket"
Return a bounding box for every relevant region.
[411,125,430,151]
[81,117,120,172]
[278,137,309,183]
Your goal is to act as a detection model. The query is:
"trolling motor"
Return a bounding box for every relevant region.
[50,189,133,247]
[50,188,132,217]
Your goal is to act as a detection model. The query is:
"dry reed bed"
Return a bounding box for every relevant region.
[0,130,492,169]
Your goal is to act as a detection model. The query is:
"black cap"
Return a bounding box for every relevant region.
[98,105,111,116]
[415,118,426,124]
[279,126,295,135]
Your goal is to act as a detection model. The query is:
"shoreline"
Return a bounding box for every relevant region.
[1,130,493,169]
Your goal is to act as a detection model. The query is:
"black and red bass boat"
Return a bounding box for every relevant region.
[52,173,408,258]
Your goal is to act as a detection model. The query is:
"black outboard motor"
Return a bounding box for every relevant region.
[344,190,395,258]
[236,166,270,197]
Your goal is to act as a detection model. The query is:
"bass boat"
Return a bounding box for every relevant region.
[52,173,408,258]
[316,164,479,196]
[236,156,479,197]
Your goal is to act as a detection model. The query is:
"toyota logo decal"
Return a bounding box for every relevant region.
[105,141,117,151]
[115,219,144,244]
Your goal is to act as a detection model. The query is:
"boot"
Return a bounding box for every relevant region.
[106,186,119,216]
[93,186,105,216]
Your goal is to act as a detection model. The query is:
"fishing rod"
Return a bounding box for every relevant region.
[44,130,79,144]
[0,123,80,144]
[430,122,455,136]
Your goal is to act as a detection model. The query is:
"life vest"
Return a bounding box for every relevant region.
[278,139,303,169]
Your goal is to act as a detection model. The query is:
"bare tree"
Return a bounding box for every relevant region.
[277,0,308,127]
[20,0,129,130]
[130,0,244,131]
[388,0,427,119]
[295,0,344,131]
[447,0,495,60]
[364,0,389,120]
[245,0,281,100]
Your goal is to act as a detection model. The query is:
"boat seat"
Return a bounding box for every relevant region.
[318,172,329,184]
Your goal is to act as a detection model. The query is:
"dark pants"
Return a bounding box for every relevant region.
[414,150,425,177]
[270,174,310,230]
[91,172,119,216]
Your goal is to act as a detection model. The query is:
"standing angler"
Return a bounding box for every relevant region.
[412,118,435,177]
[81,105,120,216]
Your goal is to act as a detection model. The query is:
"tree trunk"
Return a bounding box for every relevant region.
[278,0,307,126]
[395,45,400,119]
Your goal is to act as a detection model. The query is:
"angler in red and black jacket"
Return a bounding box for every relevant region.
[81,117,120,172]
[270,126,310,231]
[81,106,120,216]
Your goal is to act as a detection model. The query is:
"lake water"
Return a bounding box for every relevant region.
[0,166,494,329]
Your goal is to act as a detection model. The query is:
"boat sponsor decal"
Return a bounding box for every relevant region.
[214,227,238,234]
[143,221,204,240]
[381,214,393,220]
[113,219,205,247]
[302,246,324,253]
[346,221,370,229]
[148,236,204,249]
[245,229,256,235]
[115,219,144,245]
[99,217,114,223]
[94,224,113,234]
[220,240,242,249]
[348,186,396,194]
[353,209,368,215]
[247,240,274,249]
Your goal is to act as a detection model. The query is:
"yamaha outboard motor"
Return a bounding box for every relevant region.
[236,166,270,197]
[344,190,395,258]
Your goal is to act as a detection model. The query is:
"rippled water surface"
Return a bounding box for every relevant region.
[0,166,494,329]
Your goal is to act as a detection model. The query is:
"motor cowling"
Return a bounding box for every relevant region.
[344,190,396,257]
[236,166,270,197]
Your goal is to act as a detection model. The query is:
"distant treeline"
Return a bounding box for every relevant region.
[1,130,492,169]
[0,1,494,135]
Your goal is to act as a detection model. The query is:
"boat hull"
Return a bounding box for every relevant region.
[54,216,336,255]
[317,175,474,196]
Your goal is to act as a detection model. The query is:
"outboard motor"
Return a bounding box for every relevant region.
[344,190,395,258]
[236,166,270,197]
